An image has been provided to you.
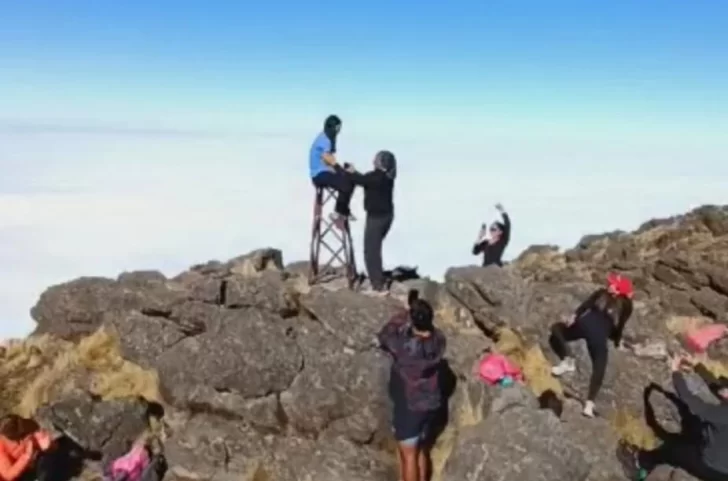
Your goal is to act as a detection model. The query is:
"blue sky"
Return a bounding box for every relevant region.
[1,1,727,338]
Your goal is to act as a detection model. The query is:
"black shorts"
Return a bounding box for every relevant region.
[392,403,435,446]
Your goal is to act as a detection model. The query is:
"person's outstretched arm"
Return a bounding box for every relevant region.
[495,203,511,243]
[377,310,408,356]
[694,363,722,387]
[349,170,377,188]
[322,153,337,166]
[472,225,488,255]
[472,241,486,255]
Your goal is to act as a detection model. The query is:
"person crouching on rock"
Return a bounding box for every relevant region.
[347,150,397,294]
[378,290,446,481]
[549,272,634,418]
[0,415,53,481]
[617,354,728,481]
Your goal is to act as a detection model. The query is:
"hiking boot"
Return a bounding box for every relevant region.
[551,358,576,376]
[329,213,345,229]
[616,442,649,480]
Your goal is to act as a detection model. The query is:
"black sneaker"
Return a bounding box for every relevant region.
[328,212,355,230]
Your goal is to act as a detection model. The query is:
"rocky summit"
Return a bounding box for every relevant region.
[2,204,728,481]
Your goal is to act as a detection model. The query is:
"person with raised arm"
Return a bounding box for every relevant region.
[472,203,511,267]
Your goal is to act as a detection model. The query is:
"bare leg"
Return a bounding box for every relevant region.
[397,446,405,481]
[417,445,431,481]
[399,443,419,481]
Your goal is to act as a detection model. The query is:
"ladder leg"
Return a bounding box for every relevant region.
[308,187,358,289]
[308,190,323,285]
[343,221,357,289]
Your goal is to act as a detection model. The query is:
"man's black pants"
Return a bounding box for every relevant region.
[312,171,354,217]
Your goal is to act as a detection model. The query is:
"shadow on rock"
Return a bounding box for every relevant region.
[427,360,458,446]
[33,435,87,481]
[644,383,702,444]
[638,383,718,481]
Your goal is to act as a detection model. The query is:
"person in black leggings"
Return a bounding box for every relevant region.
[617,355,728,481]
[550,273,634,417]
[348,151,396,292]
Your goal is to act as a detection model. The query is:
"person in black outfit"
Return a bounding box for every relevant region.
[472,204,511,267]
[348,151,396,292]
[550,273,634,418]
[617,355,728,481]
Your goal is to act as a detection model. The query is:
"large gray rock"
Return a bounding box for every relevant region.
[31,275,188,339]
[264,435,397,481]
[442,385,590,481]
[165,413,273,481]
[104,310,189,367]
[298,288,402,350]
[226,248,284,276]
[280,319,390,443]
[223,271,297,316]
[155,308,303,418]
[165,413,396,481]
[36,391,149,461]
[186,248,285,280]
[444,265,536,334]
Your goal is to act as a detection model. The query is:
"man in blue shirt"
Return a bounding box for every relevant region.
[309,115,354,224]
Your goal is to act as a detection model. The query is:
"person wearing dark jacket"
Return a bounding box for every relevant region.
[378,290,446,481]
[618,355,728,481]
[348,151,396,292]
[472,204,511,267]
[550,273,634,417]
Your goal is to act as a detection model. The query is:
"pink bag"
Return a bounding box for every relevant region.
[685,324,728,353]
[108,445,150,481]
[479,353,523,385]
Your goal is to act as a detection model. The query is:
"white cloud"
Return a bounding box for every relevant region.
[1,127,726,339]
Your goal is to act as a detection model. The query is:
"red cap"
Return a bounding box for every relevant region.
[607,273,634,298]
